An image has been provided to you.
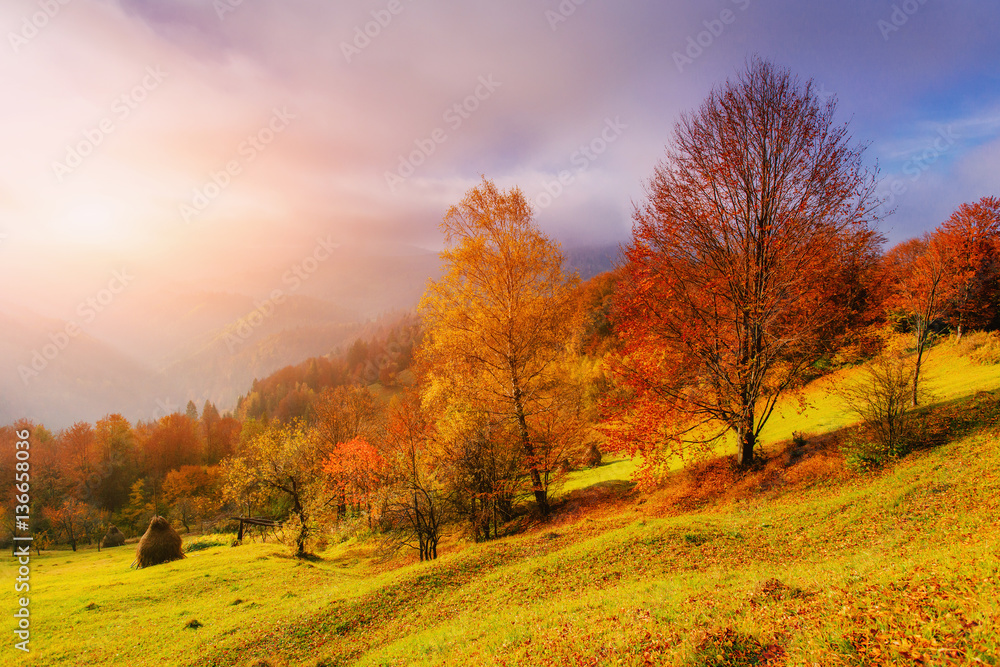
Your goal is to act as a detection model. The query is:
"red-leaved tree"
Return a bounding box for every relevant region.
[608,58,883,472]
[933,196,1000,336]
[323,438,387,525]
[883,235,948,406]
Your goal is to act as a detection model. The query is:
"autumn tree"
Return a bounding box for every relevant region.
[934,196,1000,335]
[221,422,327,556]
[611,58,883,470]
[119,477,170,533]
[313,385,384,517]
[201,401,241,464]
[322,438,387,527]
[419,178,579,516]
[0,426,21,504]
[162,465,222,532]
[377,395,447,560]
[44,498,96,552]
[93,414,139,511]
[439,410,524,541]
[313,385,383,450]
[21,422,67,514]
[883,236,948,406]
[141,413,204,479]
[60,422,99,502]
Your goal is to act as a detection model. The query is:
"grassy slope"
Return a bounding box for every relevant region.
[759,339,1000,447]
[5,342,1000,666]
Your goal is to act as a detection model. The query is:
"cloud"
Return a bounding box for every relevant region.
[0,0,998,317]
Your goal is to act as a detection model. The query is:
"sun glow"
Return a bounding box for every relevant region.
[55,196,124,245]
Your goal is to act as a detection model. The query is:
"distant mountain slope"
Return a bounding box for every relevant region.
[0,301,365,428]
[165,319,365,412]
[0,308,165,427]
[1,243,622,429]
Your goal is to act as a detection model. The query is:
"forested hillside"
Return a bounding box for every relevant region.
[4,57,1000,667]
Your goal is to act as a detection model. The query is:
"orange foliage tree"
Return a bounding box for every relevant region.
[43,497,97,552]
[883,235,949,406]
[201,401,241,464]
[933,196,1000,335]
[141,413,204,479]
[419,178,579,515]
[162,465,222,532]
[322,438,387,524]
[609,58,883,472]
[378,394,446,560]
[313,385,382,450]
[60,422,99,502]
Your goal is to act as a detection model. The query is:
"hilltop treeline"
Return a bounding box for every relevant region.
[234,314,423,423]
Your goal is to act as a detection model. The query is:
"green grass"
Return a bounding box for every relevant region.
[557,455,638,496]
[5,340,1000,666]
[759,338,1000,449]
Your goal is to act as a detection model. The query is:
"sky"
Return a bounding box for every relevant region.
[1,0,998,320]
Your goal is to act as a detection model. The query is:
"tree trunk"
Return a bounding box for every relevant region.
[291,482,307,557]
[913,321,927,407]
[736,414,755,468]
[295,514,307,556]
[511,382,549,516]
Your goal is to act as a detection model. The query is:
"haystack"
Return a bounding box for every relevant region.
[101,525,126,548]
[134,516,185,568]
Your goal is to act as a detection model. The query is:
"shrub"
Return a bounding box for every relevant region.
[842,433,891,473]
[184,539,226,553]
[840,353,921,470]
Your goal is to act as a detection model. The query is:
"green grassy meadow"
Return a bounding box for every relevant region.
[5,340,1000,666]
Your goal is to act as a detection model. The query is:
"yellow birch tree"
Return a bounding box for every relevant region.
[419,178,579,516]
